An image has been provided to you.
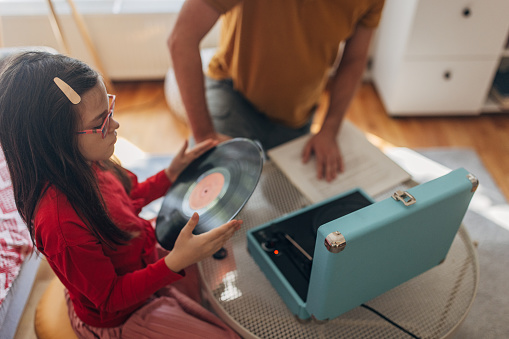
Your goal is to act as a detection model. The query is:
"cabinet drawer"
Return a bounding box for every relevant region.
[406,0,509,57]
[386,59,499,115]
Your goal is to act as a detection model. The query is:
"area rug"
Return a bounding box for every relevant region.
[416,148,509,339]
[125,147,509,338]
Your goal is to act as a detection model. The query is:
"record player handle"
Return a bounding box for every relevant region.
[391,190,416,206]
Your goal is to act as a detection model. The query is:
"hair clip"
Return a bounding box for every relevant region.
[53,77,81,104]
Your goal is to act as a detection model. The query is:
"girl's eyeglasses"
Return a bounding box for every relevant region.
[76,94,116,139]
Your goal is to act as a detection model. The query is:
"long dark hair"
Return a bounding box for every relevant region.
[0,51,132,248]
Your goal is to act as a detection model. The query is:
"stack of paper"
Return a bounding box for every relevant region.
[267,121,411,204]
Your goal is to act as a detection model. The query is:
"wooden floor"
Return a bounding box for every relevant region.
[347,83,509,201]
[14,80,509,338]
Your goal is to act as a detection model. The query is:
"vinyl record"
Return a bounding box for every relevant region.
[155,138,264,250]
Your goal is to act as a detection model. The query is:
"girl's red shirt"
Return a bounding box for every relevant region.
[35,166,183,328]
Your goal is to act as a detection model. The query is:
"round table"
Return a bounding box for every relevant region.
[198,161,479,339]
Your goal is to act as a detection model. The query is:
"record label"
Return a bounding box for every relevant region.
[189,172,225,210]
[182,167,230,216]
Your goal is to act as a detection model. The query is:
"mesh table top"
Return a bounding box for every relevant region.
[198,161,478,339]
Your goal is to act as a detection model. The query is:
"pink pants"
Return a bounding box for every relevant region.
[65,220,240,339]
[65,279,240,339]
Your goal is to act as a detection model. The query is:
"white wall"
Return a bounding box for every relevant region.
[1,3,377,81]
[0,7,220,80]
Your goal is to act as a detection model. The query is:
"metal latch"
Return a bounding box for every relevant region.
[467,173,479,192]
[325,231,346,253]
[391,190,416,206]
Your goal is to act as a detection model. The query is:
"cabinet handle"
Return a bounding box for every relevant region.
[462,7,471,17]
[443,71,452,80]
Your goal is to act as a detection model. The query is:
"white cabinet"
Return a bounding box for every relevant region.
[372,0,509,116]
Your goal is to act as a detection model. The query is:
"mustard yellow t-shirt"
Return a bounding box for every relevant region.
[204,0,385,128]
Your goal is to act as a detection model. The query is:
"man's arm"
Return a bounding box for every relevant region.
[302,25,375,181]
[167,0,222,143]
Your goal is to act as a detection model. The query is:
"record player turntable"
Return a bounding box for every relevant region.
[247,168,478,321]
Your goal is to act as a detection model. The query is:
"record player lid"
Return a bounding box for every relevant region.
[306,168,477,320]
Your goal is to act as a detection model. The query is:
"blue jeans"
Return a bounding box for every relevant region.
[204,76,312,151]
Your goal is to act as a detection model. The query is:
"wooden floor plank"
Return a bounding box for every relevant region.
[346,83,509,200]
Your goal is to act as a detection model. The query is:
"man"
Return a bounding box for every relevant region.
[168,0,385,181]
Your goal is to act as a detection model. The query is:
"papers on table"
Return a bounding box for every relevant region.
[267,121,411,203]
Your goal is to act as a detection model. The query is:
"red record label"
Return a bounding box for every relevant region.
[188,172,225,210]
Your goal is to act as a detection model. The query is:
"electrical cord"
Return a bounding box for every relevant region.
[361,304,422,339]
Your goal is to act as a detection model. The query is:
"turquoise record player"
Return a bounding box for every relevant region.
[246,168,478,321]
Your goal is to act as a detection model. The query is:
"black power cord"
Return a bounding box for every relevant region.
[361,304,422,339]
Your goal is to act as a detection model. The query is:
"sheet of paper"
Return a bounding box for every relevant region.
[267,121,411,203]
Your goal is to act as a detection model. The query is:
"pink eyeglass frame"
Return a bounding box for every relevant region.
[76,94,116,139]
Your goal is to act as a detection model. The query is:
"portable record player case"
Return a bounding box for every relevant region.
[247,168,478,321]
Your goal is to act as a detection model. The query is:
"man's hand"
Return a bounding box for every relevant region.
[300,24,374,181]
[302,131,344,181]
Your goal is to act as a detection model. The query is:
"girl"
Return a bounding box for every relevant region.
[0,51,241,338]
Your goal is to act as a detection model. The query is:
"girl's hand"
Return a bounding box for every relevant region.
[165,139,219,182]
[164,213,242,272]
